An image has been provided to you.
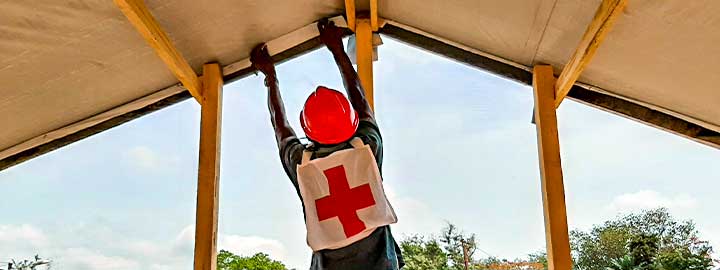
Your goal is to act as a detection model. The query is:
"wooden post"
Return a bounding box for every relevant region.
[344,0,356,32]
[370,0,379,31]
[356,18,374,110]
[193,63,223,270]
[533,65,572,270]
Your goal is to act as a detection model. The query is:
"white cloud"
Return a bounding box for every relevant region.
[0,224,48,247]
[219,235,287,261]
[126,146,162,170]
[0,223,192,270]
[174,224,288,263]
[58,248,139,270]
[125,146,181,171]
[383,184,444,238]
[607,190,698,213]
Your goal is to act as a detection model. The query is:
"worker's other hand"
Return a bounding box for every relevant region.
[317,19,344,51]
[250,43,276,77]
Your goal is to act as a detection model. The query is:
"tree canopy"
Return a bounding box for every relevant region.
[400,223,545,270]
[211,208,714,270]
[572,208,714,270]
[217,250,286,270]
[399,208,715,270]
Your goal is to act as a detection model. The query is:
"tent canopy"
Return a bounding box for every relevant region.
[2,0,719,169]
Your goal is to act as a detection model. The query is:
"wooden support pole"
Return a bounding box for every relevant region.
[113,0,203,103]
[555,0,627,108]
[370,0,379,31]
[193,63,223,270]
[344,0,356,32]
[356,18,375,110]
[533,65,572,270]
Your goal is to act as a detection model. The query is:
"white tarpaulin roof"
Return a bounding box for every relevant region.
[1,0,718,168]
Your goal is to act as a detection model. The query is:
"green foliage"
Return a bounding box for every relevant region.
[399,223,545,270]
[628,234,659,268]
[399,210,714,270]
[440,223,477,270]
[654,248,713,270]
[217,250,286,270]
[571,208,714,270]
[606,255,635,270]
[528,252,549,270]
[571,225,633,270]
[6,255,51,270]
[400,235,450,270]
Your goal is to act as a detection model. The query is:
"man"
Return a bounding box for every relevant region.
[250,20,404,270]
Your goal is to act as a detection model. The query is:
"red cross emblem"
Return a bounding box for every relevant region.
[315,165,377,238]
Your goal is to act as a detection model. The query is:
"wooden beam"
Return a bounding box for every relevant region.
[113,0,202,103]
[533,65,572,270]
[370,0,379,31]
[344,0,356,31]
[193,63,223,270]
[356,18,374,110]
[555,0,627,107]
[0,27,351,172]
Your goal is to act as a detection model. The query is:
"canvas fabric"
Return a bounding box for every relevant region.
[297,138,397,251]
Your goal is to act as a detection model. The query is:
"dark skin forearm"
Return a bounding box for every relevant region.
[328,46,375,121]
[265,76,296,146]
[316,19,375,122]
[251,44,296,147]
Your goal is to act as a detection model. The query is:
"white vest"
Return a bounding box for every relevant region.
[296,138,398,251]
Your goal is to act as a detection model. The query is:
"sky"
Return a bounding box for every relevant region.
[1,37,719,270]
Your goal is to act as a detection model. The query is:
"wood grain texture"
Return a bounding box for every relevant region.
[345,0,356,31]
[113,0,202,103]
[370,0,379,31]
[533,65,572,270]
[356,18,374,109]
[193,63,223,270]
[555,0,627,107]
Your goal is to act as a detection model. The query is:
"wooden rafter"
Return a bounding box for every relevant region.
[555,0,627,108]
[113,0,202,103]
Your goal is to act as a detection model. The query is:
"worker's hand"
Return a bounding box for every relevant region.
[317,19,344,51]
[250,43,276,77]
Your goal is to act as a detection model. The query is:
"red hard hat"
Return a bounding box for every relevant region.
[300,86,359,144]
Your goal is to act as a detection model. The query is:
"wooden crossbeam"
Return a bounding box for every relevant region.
[534,65,573,270]
[193,63,223,270]
[555,0,627,108]
[113,0,202,103]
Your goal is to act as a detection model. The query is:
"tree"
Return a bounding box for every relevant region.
[399,223,545,270]
[440,223,477,270]
[527,252,548,270]
[628,234,659,269]
[606,255,635,270]
[217,250,286,270]
[5,255,51,270]
[400,235,450,270]
[654,247,713,270]
[570,208,714,270]
[571,225,633,270]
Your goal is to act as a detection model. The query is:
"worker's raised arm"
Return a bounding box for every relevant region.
[251,44,296,147]
[317,20,375,122]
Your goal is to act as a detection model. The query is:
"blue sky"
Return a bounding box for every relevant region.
[1,37,719,270]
